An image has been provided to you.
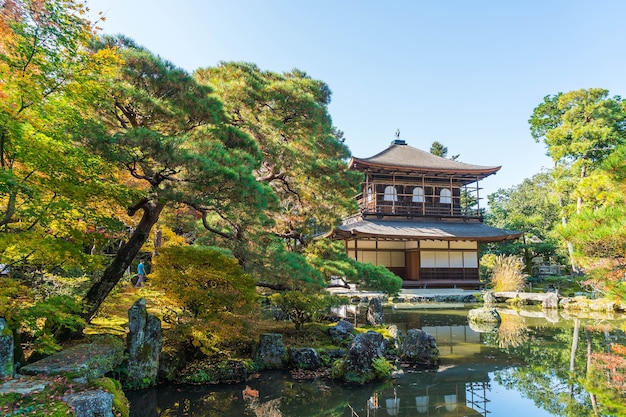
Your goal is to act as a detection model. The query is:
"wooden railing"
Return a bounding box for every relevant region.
[356,196,481,218]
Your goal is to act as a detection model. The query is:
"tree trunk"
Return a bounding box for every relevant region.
[559,194,578,275]
[586,328,599,416]
[82,200,165,322]
[569,318,580,397]
[570,318,580,373]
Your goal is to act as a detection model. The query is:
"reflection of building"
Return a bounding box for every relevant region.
[362,310,526,416]
[329,139,521,289]
[371,379,489,416]
[422,325,481,357]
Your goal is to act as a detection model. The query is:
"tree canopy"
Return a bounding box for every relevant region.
[78,39,272,320]
[194,63,360,243]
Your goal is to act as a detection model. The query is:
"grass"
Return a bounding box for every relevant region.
[85,281,175,336]
[86,282,347,362]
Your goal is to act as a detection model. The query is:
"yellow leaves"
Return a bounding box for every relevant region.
[490,255,528,292]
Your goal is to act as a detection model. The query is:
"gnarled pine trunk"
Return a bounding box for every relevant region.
[82,200,165,322]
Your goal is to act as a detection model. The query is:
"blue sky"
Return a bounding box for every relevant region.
[86,0,626,198]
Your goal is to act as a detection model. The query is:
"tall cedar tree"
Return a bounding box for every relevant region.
[79,39,271,321]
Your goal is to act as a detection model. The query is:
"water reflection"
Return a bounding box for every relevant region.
[126,307,626,417]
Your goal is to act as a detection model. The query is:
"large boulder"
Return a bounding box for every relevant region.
[62,390,114,417]
[20,343,123,380]
[366,298,385,326]
[339,331,386,383]
[126,298,162,390]
[288,348,321,370]
[397,329,439,365]
[0,318,13,378]
[258,333,286,369]
[468,307,501,324]
[328,319,354,342]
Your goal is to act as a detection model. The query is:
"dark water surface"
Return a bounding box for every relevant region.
[127,306,626,417]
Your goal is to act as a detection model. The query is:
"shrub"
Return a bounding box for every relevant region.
[490,255,528,292]
[150,245,258,356]
[372,357,395,379]
[355,262,402,296]
[271,291,324,331]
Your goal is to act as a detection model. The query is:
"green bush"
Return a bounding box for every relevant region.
[355,262,402,296]
[15,295,85,356]
[271,291,324,331]
[372,356,395,379]
[151,245,259,356]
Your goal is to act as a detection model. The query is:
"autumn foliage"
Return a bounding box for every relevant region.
[149,245,258,356]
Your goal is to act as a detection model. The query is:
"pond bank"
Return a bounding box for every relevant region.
[328,287,480,303]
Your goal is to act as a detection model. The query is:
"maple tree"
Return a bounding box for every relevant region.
[0,0,122,271]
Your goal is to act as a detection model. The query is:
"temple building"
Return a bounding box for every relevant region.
[329,139,522,288]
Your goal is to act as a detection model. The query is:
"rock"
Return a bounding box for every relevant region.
[288,348,321,370]
[387,324,401,340]
[467,307,501,324]
[468,320,499,333]
[385,324,403,351]
[210,359,249,383]
[366,298,385,326]
[328,319,354,342]
[258,333,286,369]
[62,389,114,417]
[0,379,50,396]
[483,291,497,307]
[397,329,439,365]
[542,292,559,309]
[323,348,347,361]
[126,298,162,390]
[342,331,386,383]
[20,343,123,379]
[0,318,14,378]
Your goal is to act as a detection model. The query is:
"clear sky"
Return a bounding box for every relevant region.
[85,0,626,198]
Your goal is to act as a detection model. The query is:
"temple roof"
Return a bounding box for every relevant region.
[350,140,501,179]
[331,217,522,242]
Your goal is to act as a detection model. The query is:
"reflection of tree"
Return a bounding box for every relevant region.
[245,397,282,417]
[493,321,625,416]
[585,347,626,416]
[496,366,591,416]
[495,313,529,348]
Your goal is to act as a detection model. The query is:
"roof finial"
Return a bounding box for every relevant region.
[395,128,400,139]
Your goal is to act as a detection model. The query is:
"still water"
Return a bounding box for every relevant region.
[127,306,626,417]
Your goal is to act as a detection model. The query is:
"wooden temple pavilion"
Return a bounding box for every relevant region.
[329,139,522,289]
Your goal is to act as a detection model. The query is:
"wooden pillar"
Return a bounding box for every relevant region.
[450,175,454,216]
[421,175,425,215]
[392,172,396,213]
[476,176,480,215]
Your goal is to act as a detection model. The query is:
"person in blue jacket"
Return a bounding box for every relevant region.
[135,259,146,288]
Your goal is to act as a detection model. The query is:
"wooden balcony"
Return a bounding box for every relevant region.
[356,196,482,219]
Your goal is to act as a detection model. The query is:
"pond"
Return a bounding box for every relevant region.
[126,306,626,417]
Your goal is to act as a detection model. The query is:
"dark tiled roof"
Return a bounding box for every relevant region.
[350,143,500,176]
[333,218,522,242]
